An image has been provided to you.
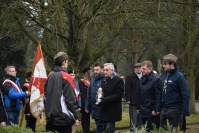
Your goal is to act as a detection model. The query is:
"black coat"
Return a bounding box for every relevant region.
[0,90,7,123]
[139,71,161,118]
[125,72,140,106]
[99,75,124,122]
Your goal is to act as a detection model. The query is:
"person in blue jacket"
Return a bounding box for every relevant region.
[1,66,30,125]
[85,63,105,133]
[157,54,190,131]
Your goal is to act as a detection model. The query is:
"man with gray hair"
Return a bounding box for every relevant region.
[98,63,124,133]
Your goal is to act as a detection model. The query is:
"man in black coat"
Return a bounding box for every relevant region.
[98,63,124,133]
[125,63,142,132]
[137,61,161,133]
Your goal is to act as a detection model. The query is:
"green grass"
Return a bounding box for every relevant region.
[2,110,199,133]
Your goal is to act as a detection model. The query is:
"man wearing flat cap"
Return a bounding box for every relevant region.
[125,63,142,132]
[157,54,190,131]
[44,52,79,133]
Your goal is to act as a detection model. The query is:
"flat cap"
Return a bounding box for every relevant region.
[134,63,141,67]
[163,54,178,63]
[54,52,68,60]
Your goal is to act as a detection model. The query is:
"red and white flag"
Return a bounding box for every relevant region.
[29,43,47,122]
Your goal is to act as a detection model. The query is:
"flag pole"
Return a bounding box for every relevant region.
[19,102,27,128]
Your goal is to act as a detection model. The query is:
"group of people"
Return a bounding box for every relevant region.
[44,51,124,133]
[125,54,190,133]
[0,52,190,133]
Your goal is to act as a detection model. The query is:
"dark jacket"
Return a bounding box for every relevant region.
[139,71,161,118]
[0,89,7,123]
[85,73,105,119]
[79,78,90,111]
[44,66,78,125]
[159,68,190,116]
[125,72,140,106]
[99,74,124,122]
[2,74,27,111]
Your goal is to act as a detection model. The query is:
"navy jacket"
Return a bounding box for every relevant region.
[85,73,104,119]
[139,71,161,118]
[158,68,190,116]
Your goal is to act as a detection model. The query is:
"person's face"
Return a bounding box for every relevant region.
[62,60,68,69]
[163,62,172,72]
[94,66,103,77]
[135,67,142,74]
[7,68,17,77]
[141,65,152,76]
[104,65,114,77]
[69,73,75,80]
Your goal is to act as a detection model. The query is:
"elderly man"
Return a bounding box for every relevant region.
[125,63,142,132]
[158,54,190,131]
[98,63,124,133]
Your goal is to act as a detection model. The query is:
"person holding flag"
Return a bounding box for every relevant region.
[1,66,30,125]
[44,52,79,133]
[22,72,37,131]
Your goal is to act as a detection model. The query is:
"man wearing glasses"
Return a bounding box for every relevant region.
[1,66,30,125]
[158,54,190,131]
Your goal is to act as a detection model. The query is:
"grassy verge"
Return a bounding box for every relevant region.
[1,110,199,132]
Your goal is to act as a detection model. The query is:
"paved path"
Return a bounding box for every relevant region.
[195,101,199,112]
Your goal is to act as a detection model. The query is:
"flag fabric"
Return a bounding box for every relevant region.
[29,43,47,122]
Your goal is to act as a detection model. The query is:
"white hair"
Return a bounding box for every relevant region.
[104,63,115,71]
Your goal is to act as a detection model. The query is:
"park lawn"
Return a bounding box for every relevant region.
[20,110,199,132]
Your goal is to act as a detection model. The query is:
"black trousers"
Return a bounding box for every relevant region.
[81,111,90,133]
[160,109,182,130]
[104,121,115,133]
[46,122,72,133]
[142,118,154,133]
[25,114,37,132]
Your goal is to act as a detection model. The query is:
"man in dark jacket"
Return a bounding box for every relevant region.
[1,66,30,125]
[99,63,124,133]
[22,72,37,131]
[44,52,79,133]
[85,63,104,133]
[125,63,142,132]
[158,54,190,131]
[0,89,7,126]
[138,61,161,132]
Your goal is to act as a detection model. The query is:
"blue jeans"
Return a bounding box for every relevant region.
[6,110,20,125]
[129,105,142,132]
[95,119,103,133]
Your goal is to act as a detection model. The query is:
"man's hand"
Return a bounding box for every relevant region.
[74,119,79,126]
[126,101,130,104]
[25,98,29,103]
[156,112,160,115]
[85,109,89,113]
[0,122,6,126]
[136,110,139,114]
[152,111,157,116]
[26,91,31,96]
